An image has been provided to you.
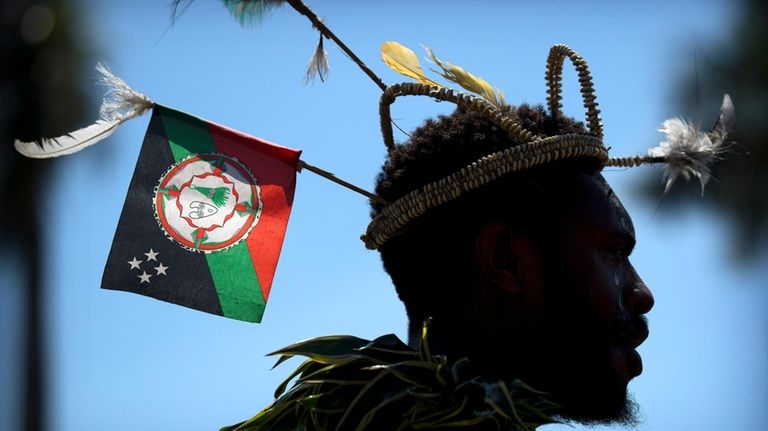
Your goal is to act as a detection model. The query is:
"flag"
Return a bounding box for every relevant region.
[101,105,301,323]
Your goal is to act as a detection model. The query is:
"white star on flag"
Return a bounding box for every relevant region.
[128,257,142,270]
[138,271,152,284]
[144,249,159,261]
[154,263,169,276]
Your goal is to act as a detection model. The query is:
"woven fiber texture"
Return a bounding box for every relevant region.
[364,44,614,250]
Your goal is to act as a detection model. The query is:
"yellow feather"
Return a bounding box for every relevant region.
[381,41,440,87]
[424,47,506,107]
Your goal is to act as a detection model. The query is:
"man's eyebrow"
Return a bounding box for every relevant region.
[611,229,636,253]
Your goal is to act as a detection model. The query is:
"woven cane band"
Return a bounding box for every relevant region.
[362,134,608,249]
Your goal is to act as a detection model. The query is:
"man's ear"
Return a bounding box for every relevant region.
[474,222,532,294]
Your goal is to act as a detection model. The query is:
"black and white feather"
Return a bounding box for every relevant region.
[647,94,735,195]
[14,62,154,159]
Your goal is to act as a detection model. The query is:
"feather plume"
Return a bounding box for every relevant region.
[710,93,735,144]
[304,33,329,84]
[95,63,153,121]
[380,42,440,87]
[424,46,506,107]
[14,62,154,159]
[647,94,734,195]
[222,0,286,27]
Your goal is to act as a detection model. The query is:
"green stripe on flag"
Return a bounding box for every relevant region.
[157,106,216,160]
[157,106,266,322]
[206,243,266,322]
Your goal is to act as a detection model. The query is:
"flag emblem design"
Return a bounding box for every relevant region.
[102,105,301,323]
[154,153,263,253]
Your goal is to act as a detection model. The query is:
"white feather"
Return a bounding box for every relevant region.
[647,94,734,195]
[304,37,330,85]
[14,119,123,159]
[711,93,735,144]
[96,62,153,120]
[14,62,154,159]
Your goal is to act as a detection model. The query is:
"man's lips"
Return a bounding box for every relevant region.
[623,326,649,349]
[620,325,649,379]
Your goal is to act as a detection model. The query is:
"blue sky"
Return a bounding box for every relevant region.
[2,1,767,430]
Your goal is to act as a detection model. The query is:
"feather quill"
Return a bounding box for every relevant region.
[648,94,734,195]
[380,42,440,87]
[14,62,154,159]
[424,46,506,107]
[304,34,330,84]
[222,0,286,27]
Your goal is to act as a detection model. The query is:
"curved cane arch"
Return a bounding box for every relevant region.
[545,44,603,139]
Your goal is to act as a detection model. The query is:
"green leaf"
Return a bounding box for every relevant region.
[297,393,348,414]
[299,379,370,386]
[413,414,494,429]
[273,359,318,399]
[418,319,433,362]
[271,354,292,370]
[219,420,245,431]
[268,335,371,364]
[450,357,469,383]
[334,371,414,431]
[495,380,525,426]
[296,359,373,386]
[354,389,412,431]
[367,360,442,388]
[367,333,411,349]
[409,395,469,426]
[356,334,419,364]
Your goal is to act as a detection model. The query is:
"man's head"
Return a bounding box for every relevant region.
[372,104,654,425]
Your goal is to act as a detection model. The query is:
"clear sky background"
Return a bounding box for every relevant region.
[2,1,767,430]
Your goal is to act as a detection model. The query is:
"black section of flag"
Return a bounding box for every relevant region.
[101,110,223,316]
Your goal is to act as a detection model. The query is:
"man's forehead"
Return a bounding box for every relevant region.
[569,173,636,239]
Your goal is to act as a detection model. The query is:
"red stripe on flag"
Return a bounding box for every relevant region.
[207,121,301,302]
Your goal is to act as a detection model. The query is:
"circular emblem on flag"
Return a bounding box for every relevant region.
[153,153,262,253]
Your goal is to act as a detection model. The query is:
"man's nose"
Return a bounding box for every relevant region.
[625,265,654,315]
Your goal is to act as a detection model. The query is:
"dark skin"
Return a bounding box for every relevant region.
[420,172,654,425]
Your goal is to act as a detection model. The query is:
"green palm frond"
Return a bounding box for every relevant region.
[222,0,287,27]
[223,322,560,431]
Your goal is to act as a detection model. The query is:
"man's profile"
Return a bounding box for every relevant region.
[372,104,654,425]
[218,37,730,431]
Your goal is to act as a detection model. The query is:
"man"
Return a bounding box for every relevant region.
[223,38,729,430]
[372,103,654,426]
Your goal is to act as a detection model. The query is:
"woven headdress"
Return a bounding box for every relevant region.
[361,42,734,249]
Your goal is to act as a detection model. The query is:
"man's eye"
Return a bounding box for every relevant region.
[605,246,629,262]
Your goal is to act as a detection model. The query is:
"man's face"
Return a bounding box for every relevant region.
[519,173,654,425]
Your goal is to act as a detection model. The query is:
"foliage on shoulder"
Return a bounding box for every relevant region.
[222,323,559,431]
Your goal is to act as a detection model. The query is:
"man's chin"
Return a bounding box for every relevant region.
[555,387,641,427]
[612,344,644,384]
[546,345,645,425]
